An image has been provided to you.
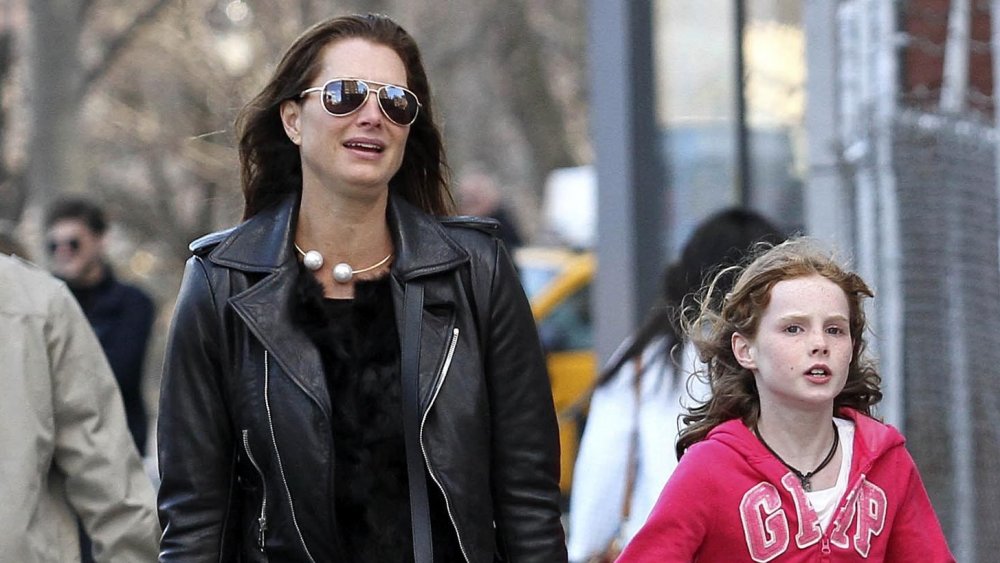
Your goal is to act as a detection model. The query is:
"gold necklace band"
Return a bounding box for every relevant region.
[293,243,393,283]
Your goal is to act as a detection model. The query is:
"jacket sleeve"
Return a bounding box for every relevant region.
[48,283,160,562]
[157,256,237,561]
[616,446,712,563]
[884,449,956,562]
[483,242,568,562]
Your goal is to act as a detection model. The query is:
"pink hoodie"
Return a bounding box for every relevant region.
[617,408,954,562]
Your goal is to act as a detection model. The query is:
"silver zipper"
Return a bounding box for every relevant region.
[241,429,268,551]
[822,472,866,551]
[263,351,317,563]
[418,328,471,563]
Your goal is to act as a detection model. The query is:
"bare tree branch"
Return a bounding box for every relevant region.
[494,0,577,192]
[197,181,219,238]
[149,150,181,231]
[78,0,99,22]
[81,0,174,97]
[103,149,194,260]
[0,29,16,222]
[0,168,27,224]
[426,15,494,72]
[299,0,314,26]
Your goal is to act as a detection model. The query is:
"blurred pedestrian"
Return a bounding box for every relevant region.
[456,169,524,251]
[568,208,783,562]
[618,238,954,562]
[45,198,157,563]
[157,13,565,563]
[0,253,159,562]
[45,198,156,455]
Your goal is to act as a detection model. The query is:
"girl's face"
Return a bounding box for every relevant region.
[281,38,410,200]
[732,274,853,415]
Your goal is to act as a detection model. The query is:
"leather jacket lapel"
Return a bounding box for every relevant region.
[387,196,471,414]
[206,194,296,273]
[209,194,332,417]
[202,193,474,421]
[388,196,469,280]
[231,266,331,417]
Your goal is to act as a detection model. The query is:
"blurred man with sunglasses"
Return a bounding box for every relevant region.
[45,198,156,563]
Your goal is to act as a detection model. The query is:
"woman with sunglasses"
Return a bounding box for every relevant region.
[157,13,566,563]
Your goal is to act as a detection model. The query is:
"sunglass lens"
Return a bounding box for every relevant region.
[46,238,80,255]
[378,86,419,125]
[322,79,369,115]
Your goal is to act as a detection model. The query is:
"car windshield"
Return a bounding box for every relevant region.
[518,264,561,299]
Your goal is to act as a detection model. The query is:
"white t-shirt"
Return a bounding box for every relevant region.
[805,417,856,532]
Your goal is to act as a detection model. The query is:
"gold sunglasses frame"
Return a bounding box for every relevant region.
[299,78,422,126]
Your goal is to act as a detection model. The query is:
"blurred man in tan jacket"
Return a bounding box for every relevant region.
[0,253,159,562]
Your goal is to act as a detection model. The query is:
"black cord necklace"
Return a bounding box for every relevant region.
[753,420,839,492]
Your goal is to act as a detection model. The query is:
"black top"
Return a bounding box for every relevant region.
[68,266,155,453]
[293,268,463,562]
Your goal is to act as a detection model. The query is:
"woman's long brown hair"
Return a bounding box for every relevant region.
[235,14,452,220]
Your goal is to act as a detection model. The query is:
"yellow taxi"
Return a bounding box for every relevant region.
[515,246,597,497]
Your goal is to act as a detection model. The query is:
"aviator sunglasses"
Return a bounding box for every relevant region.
[300,78,421,126]
[46,237,81,255]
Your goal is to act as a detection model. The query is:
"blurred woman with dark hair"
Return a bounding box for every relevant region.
[568,208,783,562]
[157,13,565,563]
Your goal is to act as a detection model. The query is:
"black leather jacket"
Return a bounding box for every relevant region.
[157,193,567,562]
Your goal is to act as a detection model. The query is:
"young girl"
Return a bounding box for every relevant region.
[617,238,954,562]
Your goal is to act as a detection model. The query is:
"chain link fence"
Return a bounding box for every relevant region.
[835,2,1000,560]
[893,111,1000,561]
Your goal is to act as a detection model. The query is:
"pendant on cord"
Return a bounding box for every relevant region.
[753,421,840,492]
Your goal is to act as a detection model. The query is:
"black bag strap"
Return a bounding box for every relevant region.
[401,281,433,563]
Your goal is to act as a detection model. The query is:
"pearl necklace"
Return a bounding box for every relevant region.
[293,243,393,283]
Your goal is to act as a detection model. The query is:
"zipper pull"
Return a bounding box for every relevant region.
[821,536,831,560]
[258,516,267,551]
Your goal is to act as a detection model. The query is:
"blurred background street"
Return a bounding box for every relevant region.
[0,1,997,560]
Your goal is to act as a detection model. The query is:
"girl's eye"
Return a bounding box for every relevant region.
[826,326,847,335]
[784,325,802,334]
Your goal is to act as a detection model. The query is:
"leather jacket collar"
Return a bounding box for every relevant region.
[200,191,469,279]
[189,191,471,420]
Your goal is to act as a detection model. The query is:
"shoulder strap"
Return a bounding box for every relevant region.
[620,354,645,520]
[401,281,433,563]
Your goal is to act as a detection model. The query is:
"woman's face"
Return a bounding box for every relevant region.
[731,274,854,416]
[282,38,411,200]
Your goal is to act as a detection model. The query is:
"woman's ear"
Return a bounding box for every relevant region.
[732,332,756,370]
[280,99,303,146]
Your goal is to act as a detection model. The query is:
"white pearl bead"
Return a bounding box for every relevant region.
[332,262,353,283]
[302,250,324,271]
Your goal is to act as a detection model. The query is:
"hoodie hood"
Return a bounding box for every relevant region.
[703,408,906,484]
